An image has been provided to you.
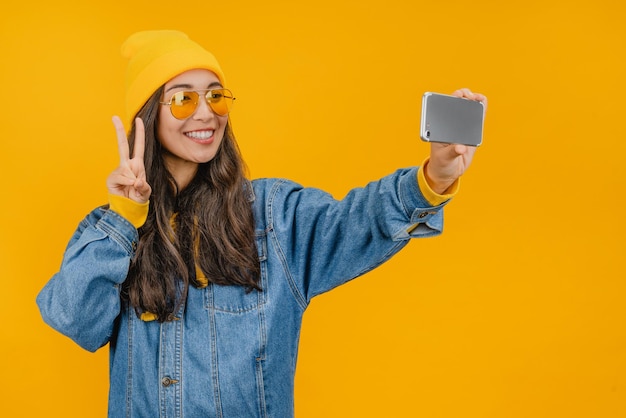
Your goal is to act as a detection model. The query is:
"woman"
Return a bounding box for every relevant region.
[37,30,486,417]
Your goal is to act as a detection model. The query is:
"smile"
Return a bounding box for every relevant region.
[185,130,214,140]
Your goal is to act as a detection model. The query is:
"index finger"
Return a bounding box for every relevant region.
[112,115,130,165]
[131,117,146,161]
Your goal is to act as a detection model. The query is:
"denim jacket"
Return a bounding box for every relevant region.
[37,167,449,417]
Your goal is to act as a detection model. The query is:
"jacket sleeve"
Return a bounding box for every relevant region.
[36,207,138,352]
[266,167,451,304]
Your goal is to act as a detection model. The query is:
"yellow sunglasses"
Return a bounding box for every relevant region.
[160,89,235,119]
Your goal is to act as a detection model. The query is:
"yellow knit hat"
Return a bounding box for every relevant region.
[121,30,226,123]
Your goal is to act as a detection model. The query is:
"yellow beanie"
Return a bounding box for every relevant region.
[121,30,226,123]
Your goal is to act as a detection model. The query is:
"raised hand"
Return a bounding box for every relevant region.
[106,116,152,203]
[424,88,487,194]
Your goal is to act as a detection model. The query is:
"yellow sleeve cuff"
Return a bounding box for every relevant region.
[108,194,149,229]
[417,158,460,206]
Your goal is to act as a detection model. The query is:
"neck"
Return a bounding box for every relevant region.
[165,159,198,191]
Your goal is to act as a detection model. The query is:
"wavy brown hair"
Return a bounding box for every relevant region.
[121,86,260,322]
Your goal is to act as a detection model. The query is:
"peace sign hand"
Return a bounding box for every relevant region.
[106,116,152,204]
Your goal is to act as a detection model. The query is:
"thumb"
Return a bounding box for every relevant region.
[453,144,468,156]
[132,177,152,203]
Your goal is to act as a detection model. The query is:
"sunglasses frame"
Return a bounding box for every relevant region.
[160,88,236,119]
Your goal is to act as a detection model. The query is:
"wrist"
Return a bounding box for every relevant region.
[424,160,456,194]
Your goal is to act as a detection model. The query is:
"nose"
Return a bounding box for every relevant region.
[191,94,215,121]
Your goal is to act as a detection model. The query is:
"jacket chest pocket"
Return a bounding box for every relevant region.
[204,233,267,314]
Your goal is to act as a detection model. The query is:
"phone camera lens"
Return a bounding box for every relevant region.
[425,130,430,138]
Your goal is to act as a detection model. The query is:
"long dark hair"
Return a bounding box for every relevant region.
[121,86,260,322]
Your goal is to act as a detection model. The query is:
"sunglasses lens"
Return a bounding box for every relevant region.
[170,91,199,119]
[207,89,234,116]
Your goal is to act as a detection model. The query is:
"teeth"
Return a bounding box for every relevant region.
[186,130,213,140]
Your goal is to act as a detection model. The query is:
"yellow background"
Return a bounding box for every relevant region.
[1,0,624,416]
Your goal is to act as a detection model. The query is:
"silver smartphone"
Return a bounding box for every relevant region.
[420,92,485,146]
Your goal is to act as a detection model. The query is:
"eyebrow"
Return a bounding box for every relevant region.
[165,81,223,93]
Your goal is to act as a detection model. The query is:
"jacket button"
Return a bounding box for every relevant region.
[132,241,137,251]
[418,212,428,218]
[162,376,177,387]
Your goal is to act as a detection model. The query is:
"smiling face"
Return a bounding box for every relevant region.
[158,68,229,188]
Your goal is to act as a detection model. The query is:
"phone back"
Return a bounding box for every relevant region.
[420,92,485,146]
